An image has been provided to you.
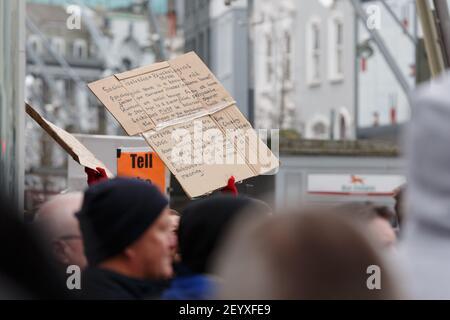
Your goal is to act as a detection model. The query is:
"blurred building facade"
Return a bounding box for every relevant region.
[184,0,357,140]
[253,0,296,131]
[295,0,357,140]
[24,0,185,211]
[357,0,416,131]
[184,0,250,119]
[25,2,108,208]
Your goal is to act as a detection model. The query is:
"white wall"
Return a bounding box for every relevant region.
[295,0,356,140]
[0,0,25,208]
[253,0,296,130]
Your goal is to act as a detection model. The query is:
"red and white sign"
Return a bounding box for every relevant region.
[307,174,405,196]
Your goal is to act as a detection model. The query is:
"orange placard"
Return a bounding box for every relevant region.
[117,149,166,194]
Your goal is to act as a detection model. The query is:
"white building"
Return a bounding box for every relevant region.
[184,0,250,119]
[253,0,356,140]
[253,0,296,131]
[295,0,356,140]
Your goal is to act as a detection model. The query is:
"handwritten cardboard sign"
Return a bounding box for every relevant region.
[26,102,113,177]
[88,52,279,198]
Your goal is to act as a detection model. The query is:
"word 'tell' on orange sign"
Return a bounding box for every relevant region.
[117,147,167,195]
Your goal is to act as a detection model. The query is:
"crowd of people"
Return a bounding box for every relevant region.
[1,72,450,300]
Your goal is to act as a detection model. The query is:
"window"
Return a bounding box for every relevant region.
[90,44,98,59]
[191,38,196,53]
[1,0,23,202]
[266,35,273,82]
[329,14,344,81]
[313,122,326,137]
[307,115,329,140]
[284,31,292,81]
[339,114,346,139]
[28,35,42,55]
[52,37,65,56]
[198,31,205,61]
[72,39,88,59]
[338,108,351,140]
[312,25,320,79]
[206,27,211,66]
[336,21,343,74]
[122,57,132,70]
[266,35,272,56]
[307,18,321,85]
[184,37,195,54]
[185,0,189,16]
[217,18,232,77]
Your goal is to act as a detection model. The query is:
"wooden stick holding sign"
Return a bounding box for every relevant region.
[25,102,113,177]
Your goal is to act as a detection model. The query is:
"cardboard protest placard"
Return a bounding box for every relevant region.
[88,52,279,198]
[117,147,167,195]
[26,102,113,177]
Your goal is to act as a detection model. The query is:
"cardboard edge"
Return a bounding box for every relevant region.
[115,61,171,80]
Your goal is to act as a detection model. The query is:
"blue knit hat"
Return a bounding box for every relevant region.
[76,178,168,266]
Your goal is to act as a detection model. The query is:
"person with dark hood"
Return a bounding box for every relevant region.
[76,178,174,300]
[162,195,271,300]
[0,195,67,299]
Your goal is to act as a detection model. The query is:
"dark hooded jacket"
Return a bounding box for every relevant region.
[162,195,270,300]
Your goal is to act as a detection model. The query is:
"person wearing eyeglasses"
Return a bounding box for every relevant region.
[34,192,87,270]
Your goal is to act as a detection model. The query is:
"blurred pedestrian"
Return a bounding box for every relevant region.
[34,192,87,270]
[76,178,174,299]
[162,195,271,300]
[401,72,450,299]
[336,202,397,250]
[216,208,402,299]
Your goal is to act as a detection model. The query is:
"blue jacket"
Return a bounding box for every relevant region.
[162,273,217,300]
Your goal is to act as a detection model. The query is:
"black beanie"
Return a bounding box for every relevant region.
[76,178,168,266]
[178,195,271,274]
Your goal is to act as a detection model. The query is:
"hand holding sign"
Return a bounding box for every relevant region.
[85,167,109,186]
[221,176,238,196]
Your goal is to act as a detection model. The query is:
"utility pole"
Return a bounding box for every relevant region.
[247,0,255,126]
[433,0,450,68]
[416,0,445,77]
